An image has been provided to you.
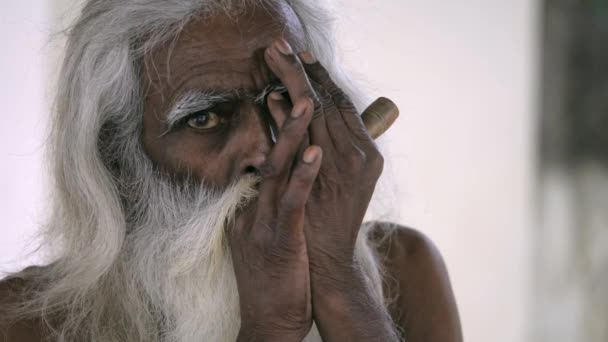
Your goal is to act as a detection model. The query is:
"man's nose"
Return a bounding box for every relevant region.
[236,103,275,176]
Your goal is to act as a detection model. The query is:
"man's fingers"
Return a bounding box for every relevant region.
[258,96,314,200]
[264,39,339,165]
[266,91,291,130]
[298,52,372,143]
[301,81,331,160]
[264,39,319,110]
[298,52,355,111]
[280,145,323,235]
[229,199,257,240]
[312,83,352,153]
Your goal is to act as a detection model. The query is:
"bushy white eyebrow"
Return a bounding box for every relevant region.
[162,84,288,136]
[164,91,229,133]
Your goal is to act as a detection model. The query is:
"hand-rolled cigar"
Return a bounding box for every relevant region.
[361,97,399,139]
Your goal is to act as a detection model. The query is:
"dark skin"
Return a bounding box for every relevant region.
[143,3,461,341]
[0,3,462,342]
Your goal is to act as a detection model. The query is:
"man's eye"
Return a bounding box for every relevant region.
[186,111,223,130]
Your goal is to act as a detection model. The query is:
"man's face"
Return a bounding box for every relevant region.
[142,3,307,188]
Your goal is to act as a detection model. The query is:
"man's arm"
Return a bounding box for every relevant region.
[369,222,463,342]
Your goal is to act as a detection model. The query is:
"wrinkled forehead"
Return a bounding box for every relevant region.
[143,2,308,104]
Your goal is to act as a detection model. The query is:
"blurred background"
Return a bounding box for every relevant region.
[0,0,606,341]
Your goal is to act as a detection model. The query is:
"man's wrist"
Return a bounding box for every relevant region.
[311,283,399,342]
[310,256,366,295]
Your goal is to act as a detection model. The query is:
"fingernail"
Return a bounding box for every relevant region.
[292,105,305,118]
[269,91,283,101]
[299,51,317,64]
[303,147,319,163]
[265,47,276,63]
[276,38,293,55]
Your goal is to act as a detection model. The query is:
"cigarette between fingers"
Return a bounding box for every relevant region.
[361,97,400,139]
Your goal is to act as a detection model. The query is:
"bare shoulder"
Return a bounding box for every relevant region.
[0,271,48,342]
[366,221,463,342]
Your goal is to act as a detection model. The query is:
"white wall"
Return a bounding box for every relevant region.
[0,1,538,341]
[0,1,50,273]
[335,1,537,342]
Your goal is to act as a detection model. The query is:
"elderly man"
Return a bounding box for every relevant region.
[0,1,461,341]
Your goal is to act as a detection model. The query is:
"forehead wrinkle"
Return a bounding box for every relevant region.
[150,45,250,84]
[146,38,254,84]
[165,57,279,105]
[152,18,306,89]
[171,83,282,108]
[168,57,262,87]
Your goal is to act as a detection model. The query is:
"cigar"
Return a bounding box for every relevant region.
[361,97,399,139]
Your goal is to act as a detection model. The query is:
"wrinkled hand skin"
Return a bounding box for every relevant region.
[263,39,398,342]
[228,74,322,341]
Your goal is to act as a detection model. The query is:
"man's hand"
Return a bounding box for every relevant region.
[228,88,322,341]
[264,38,398,342]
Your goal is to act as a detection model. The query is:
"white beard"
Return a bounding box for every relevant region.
[123,173,251,342]
[17,166,383,342]
[110,167,382,342]
[119,171,334,342]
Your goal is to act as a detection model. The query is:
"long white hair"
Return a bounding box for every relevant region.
[4,1,393,341]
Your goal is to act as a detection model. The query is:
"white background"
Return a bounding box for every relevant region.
[0,1,538,341]
[0,1,50,273]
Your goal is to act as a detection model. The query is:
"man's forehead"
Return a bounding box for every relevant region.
[181,1,307,45]
[144,2,306,100]
[194,83,285,100]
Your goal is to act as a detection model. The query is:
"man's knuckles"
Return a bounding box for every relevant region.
[367,150,385,176]
[302,61,341,92]
[292,96,315,114]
